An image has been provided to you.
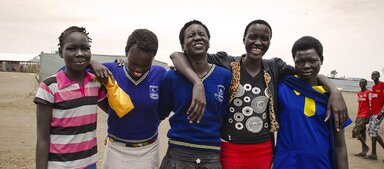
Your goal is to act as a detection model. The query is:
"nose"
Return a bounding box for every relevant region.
[254,38,262,45]
[75,49,84,57]
[193,35,202,41]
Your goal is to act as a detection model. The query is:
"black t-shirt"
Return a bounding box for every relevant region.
[220,61,271,144]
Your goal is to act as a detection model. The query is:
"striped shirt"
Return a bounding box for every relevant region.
[34,70,106,169]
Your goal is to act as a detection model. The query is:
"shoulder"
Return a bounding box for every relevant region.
[41,74,58,87]
[151,65,167,73]
[102,62,118,69]
[213,65,231,76]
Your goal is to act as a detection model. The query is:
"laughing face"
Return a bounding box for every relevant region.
[243,23,271,61]
[182,23,210,57]
[60,32,91,72]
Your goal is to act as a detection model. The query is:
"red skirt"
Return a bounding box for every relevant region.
[220,140,272,169]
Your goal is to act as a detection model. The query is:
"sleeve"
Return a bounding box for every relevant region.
[34,81,54,106]
[158,71,174,120]
[207,51,238,70]
[273,57,296,77]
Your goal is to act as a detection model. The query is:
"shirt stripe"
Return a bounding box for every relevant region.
[51,113,96,127]
[50,138,97,154]
[51,131,95,145]
[52,105,98,119]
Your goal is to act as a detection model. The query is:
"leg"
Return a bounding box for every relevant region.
[377,135,384,149]
[365,137,378,160]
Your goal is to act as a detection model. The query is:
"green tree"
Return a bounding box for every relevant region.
[330,70,338,78]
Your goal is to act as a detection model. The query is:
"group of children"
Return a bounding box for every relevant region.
[35,19,351,169]
[353,71,384,162]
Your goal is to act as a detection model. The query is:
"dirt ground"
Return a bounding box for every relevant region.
[0,72,383,169]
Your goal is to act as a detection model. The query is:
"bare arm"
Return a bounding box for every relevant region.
[89,60,115,82]
[170,52,206,123]
[98,98,109,114]
[36,104,52,169]
[318,74,348,131]
[334,129,349,169]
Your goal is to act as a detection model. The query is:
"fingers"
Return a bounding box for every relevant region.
[188,103,200,123]
[324,110,330,122]
[187,99,206,123]
[107,69,115,82]
[196,106,206,123]
[334,112,340,132]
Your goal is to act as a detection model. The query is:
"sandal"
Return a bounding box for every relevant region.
[364,154,378,160]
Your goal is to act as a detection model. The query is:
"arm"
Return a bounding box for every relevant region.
[158,72,174,121]
[334,129,349,169]
[36,104,52,169]
[89,60,115,82]
[274,57,296,76]
[170,52,206,123]
[98,98,109,114]
[318,74,348,131]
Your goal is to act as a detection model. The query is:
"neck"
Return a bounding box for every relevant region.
[242,56,262,77]
[306,78,318,86]
[361,88,367,91]
[188,54,211,78]
[375,80,380,85]
[64,69,86,85]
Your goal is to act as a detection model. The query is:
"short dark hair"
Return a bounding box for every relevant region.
[125,29,158,55]
[243,19,272,42]
[291,36,324,63]
[360,78,367,83]
[58,26,91,54]
[179,20,211,49]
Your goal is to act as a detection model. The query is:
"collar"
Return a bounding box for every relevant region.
[56,69,96,89]
[239,54,270,72]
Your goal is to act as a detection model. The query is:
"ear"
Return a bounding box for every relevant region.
[58,48,63,58]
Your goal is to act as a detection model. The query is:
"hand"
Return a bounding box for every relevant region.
[187,82,206,123]
[115,58,126,67]
[325,90,348,132]
[89,60,115,83]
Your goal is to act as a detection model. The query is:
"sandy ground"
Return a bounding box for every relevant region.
[0,72,383,169]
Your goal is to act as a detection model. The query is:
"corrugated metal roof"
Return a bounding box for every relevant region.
[0,53,40,62]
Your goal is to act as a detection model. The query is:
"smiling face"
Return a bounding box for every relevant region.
[60,32,91,72]
[182,23,210,57]
[294,48,322,84]
[359,79,367,90]
[371,71,380,83]
[126,45,154,80]
[243,23,271,61]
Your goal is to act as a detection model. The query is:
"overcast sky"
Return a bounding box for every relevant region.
[1,0,383,80]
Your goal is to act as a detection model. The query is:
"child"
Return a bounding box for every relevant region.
[158,20,232,168]
[35,26,106,169]
[353,79,371,157]
[96,29,166,169]
[273,36,351,169]
[365,71,384,160]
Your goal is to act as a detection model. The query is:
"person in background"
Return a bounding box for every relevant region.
[35,26,106,169]
[352,78,371,157]
[273,36,351,169]
[365,71,384,161]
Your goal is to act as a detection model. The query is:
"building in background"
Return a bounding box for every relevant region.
[0,53,40,73]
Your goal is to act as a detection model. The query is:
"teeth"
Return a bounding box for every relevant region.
[194,44,203,47]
